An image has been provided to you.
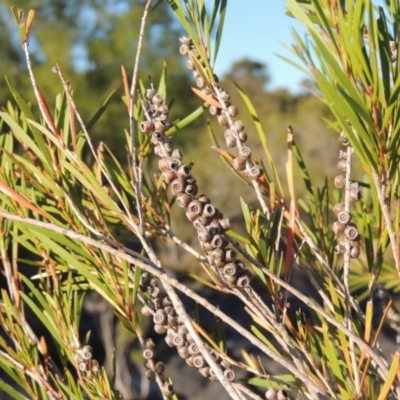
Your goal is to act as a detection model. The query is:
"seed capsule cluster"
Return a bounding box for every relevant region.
[333,132,362,257]
[179,36,263,181]
[142,338,173,396]
[139,272,235,382]
[140,87,252,289]
[265,388,289,400]
[74,345,99,373]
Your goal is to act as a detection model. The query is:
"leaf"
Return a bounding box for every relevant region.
[377,353,399,400]
[0,180,52,220]
[190,87,221,107]
[212,0,227,63]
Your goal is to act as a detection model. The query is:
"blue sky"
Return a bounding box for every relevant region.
[211,2,308,92]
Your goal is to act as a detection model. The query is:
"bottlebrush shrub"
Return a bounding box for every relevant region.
[0,1,399,399]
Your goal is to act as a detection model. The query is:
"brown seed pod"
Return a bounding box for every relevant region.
[333,221,346,234]
[225,249,237,262]
[199,366,210,377]
[202,242,214,252]
[143,348,155,360]
[350,187,361,202]
[203,204,216,218]
[179,44,189,55]
[152,94,164,106]
[171,179,186,196]
[193,355,207,368]
[337,210,352,225]
[149,278,158,287]
[248,165,263,180]
[196,77,205,88]
[225,134,237,148]
[145,338,156,349]
[140,121,154,133]
[145,369,156,381]
[90,359,99,373]
[223,274,237,286]
[165,334,175,347]
[179,36,192,45]
[191,48,200,58]
[345,224,359,240]
[219,218,230,231]
[154,145,164,157]
[153,310,167,325]
[145,88,155,100]
[154,324,167,334]
[224,128,233,138]
[171,149,182,160]
[337,149,347,159]
[337,159,347,172]
[141,305,152,317]
[158,157,170,172]
[334,244,345,254]
[185,333,194,344]
[223,263,238,276]
[188,200,203,217]
[177,325,188,335]
[198,229,211,243]
[176,193,192,208]
[211,234,228,249]
[217,114,229,127]
[151,297,162,310]
[162,170,176,184]
[158,104,169,115]
[334,175,345,189]
[177,345,190,359]
[223,368,235,381]
[167,314,178,328]
[211,248,225,262]
[81,345,93,360]
[265,388,277,400]
[220,91,230,102]
[188,343,200,356]
[220,359,231,369]
[164,306,175,316]
[152,131,164,144]
[186,59,194,69]
[236,272,251,288]
[185,355,194,366]
[155,361,165,374]
[333,203,345,215]
[277,389,289,400]
[185,184,198,196]
[233,157,246,171]
[209,351,220,363]
[228,105,238,117]
[342,137,350,146]
[168,158,181,171]
[172,334,185,347]
[351,237,362,248]
[149,286,160,298]
[232,120,244,132]
[234,259,245,270]
[163,383,174,396]
[209,105,218,116]
[350,246,361,259]
[239,146,251,160]
[238,130,248,142]
[193,218,204,232]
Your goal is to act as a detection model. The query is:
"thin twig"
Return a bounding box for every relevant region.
[343,145,360,389]
[129,0,153,234]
